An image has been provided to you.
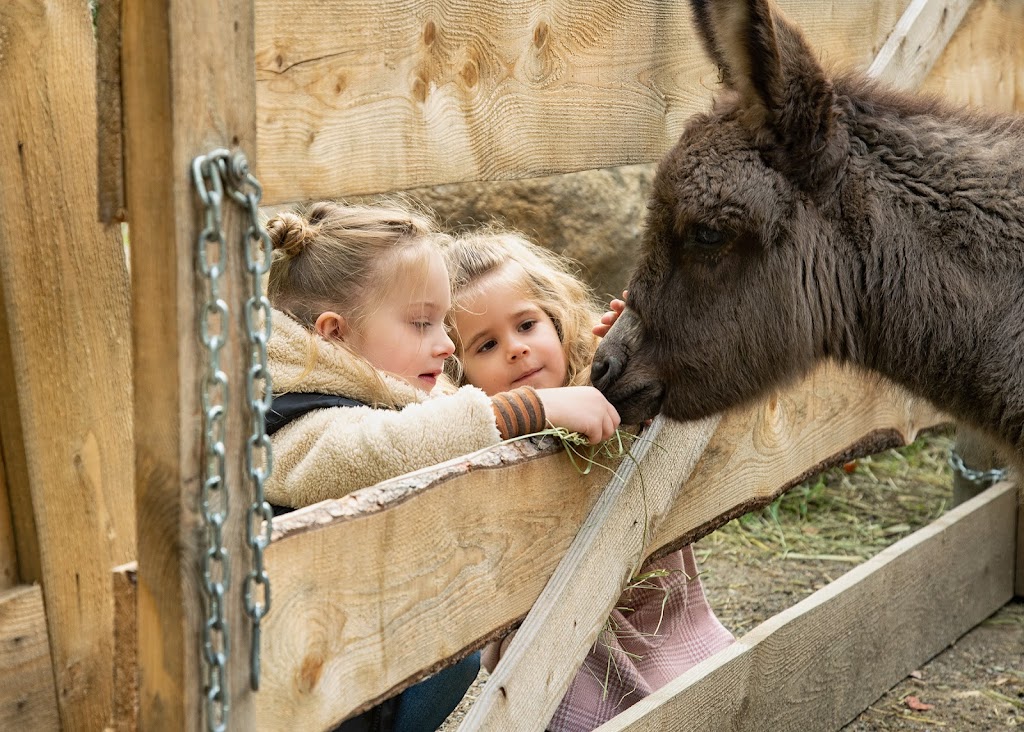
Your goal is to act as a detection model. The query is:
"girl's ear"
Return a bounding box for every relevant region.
[314,311,350,341]
[690,0,841,189]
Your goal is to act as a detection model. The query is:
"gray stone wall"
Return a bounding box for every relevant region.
[406,163,656,301]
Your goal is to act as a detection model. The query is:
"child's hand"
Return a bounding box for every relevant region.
[593,290,628,338]
[538,386,620,444]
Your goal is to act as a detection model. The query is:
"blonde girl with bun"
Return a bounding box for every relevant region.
[443,229,735,732]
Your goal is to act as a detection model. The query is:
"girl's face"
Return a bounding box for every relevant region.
[453,269,568,396]
[347,248,455,392]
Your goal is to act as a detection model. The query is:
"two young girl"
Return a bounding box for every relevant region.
[264,200,731,731]
[263,201,618,731]
[442,231,735,732]
[264,201,618,507]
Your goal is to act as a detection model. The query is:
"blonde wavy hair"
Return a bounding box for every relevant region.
[265,199,451,403]
[442,228,601,387]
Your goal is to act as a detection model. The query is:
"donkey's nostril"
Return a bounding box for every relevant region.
[591,353,622,392]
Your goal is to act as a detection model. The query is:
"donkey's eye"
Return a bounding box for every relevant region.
[688,225,728,249]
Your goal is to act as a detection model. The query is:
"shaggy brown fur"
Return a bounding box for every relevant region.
[592,0,1024,455]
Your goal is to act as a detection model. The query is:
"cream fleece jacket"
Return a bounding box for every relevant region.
[265,309,501,508]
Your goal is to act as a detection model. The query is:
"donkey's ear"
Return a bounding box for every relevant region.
[690,0,840,187]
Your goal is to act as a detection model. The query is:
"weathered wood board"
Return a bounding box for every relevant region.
[253,0,914,203]
[0,2,136,728]
[866,0,974,90]
[598,481,1018,732]
[255,363,944,729]
[0,437,17,590]
[920,0,1024,114]
[0,585,59,730]
[121,0,259,727]
[459,416,720,731]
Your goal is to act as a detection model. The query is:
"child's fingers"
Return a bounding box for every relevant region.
[587,403,621,444]
[593,309,619,337]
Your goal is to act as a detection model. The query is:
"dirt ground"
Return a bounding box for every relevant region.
[441,429,1024,731]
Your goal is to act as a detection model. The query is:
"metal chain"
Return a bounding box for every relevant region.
[224,154,275,692]
[192,152,232,732]
[948,448,1008,491]
[191,148,275,729]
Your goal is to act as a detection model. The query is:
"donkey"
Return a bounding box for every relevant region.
[591,0,1024,459]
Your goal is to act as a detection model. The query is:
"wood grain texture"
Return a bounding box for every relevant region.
[919,0,1024,113]
[0,435,18,589]
[598,481,1017,732]
[0,585,58,730]
[0,282,37,586]
[256,363,945,729]
[253,0,912,203]
[0,2,136,728]
[95,0,126,223]
[111,564,138,731]
[121,0,258,727]
[460,416,719,731]
[866,0,973,89]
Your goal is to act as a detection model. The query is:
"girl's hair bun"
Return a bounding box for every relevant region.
[266,211,310,257]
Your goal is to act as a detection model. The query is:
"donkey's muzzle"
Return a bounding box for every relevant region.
[590,349,623,393]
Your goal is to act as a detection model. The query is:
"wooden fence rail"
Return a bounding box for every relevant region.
[258,363,943,728]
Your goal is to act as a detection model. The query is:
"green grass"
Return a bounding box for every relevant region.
[703,428,955,563]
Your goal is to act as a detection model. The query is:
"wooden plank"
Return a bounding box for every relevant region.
[919,0,1024,114]
[253,0,912,203]
[95,0,126,223]
[0,434,18,590]
[111,564,138,732]
[599,481,1017,732]
[0,584,59,730]
[257,362,945,729]
[1017,501,1023,597]
[120,0,258,728]
[460,416,719,731]
[259,437,614,730]
[0,3,136,728]
[866,0,974,90]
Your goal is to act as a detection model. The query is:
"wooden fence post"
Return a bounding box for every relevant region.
[0,1,136,728]
[121,0,258,727]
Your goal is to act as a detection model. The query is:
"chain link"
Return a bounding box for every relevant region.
[948,448,1008,491]
[191,148,275,729]
[193,152,232,731]
[226,156,276,692]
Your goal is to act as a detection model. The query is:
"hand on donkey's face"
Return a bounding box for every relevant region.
[592,291,628,338]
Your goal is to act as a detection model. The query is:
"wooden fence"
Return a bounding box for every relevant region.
[0,0,1020,729]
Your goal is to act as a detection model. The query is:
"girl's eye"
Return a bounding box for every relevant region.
[477,339,497,354]
[518,320,536,332]
[412,321,431,331]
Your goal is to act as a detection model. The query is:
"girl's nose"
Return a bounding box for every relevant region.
[507,340,529,361]
[435,331,455,359]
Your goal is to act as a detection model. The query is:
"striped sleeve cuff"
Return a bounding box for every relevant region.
[490,386,546,440]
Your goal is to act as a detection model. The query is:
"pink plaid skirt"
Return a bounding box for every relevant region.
[548,546,734,732]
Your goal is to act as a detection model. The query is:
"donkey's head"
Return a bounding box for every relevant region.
[592,0,853,424]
